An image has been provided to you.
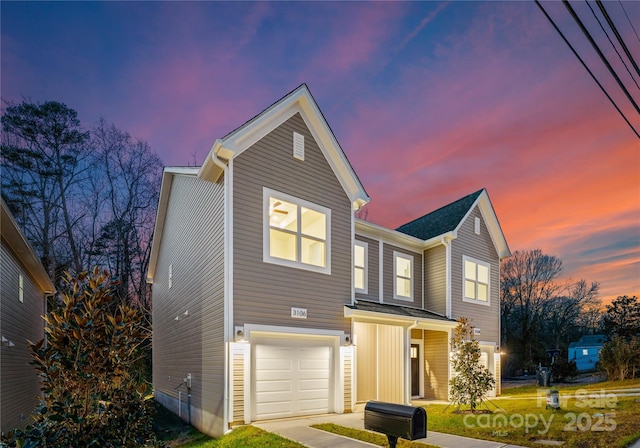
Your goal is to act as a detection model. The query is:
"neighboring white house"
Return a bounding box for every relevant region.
[147,84,510,437]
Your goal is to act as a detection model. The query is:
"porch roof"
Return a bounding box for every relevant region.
[345,301,457,329]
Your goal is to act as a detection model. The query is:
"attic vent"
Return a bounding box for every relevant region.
[293,131,304,160]
[474,217,481,235]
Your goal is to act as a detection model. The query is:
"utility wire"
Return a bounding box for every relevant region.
[596,0,640,79]
[562,0,640,115]
[586,0,640,91]
[618,0,640,45]
[533,0,639,138]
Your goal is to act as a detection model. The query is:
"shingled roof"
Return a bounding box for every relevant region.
[396,189,484,240]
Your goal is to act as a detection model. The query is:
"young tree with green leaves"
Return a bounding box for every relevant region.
[449,317,496,412]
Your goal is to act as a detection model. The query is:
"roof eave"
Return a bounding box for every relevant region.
[146,168,199,283]
[454,189,511,260]
[1,199,55,294]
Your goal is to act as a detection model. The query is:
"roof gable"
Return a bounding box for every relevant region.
[396,189,510,259]
[396,190,483,240]
[198,84,370,211]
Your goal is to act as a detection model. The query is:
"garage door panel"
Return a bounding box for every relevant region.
[253,335,334,420]
[255,379,292,393]
[298,398,329,412]
[299,378,330,391]
[255,402,292,419]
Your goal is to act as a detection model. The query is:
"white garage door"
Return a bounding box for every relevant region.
[253,335,334,420]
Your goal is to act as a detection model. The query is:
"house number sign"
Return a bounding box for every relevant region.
[291,307,307,319]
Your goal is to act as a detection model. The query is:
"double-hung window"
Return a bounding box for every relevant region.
[264,188,331,274]
[463,256,490,304]
[354,241,368,293]
[393,251,413,300]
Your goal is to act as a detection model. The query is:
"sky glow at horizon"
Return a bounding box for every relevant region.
[2,1,638,304]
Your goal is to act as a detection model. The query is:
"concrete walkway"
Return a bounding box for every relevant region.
[254,412,528,448]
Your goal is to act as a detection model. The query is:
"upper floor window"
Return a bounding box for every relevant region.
[393,251,413,301]
[263,188,331,274]
[463,256,490,305]
[354,241,368,293]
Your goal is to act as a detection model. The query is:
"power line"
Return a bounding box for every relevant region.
[534,0,639,138]
[585,0,640,91]
[562,0,640,115]
[595,0,640,79]
[618,0,640,45]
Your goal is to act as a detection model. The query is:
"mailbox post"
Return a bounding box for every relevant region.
[364,401,427,448]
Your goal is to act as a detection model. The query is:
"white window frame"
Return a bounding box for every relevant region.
[263,187,331,275]
[393,251,413,301]
[463,255,490,306]
[354,240,368,294]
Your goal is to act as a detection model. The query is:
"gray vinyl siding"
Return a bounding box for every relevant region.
[232,113,351,333]
[424,245,446,315]
[0,243,45,433]
[450,207,500,343]
[354,235,379,302]
[382,243,422,307]
[152,173,225,436]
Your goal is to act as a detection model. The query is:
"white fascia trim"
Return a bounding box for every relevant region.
[453,190,511,259]
[344,306,457,331]
[356,218,454,251]
[147,169,199,283]
[244,324,346,339]
[204,86,369,210]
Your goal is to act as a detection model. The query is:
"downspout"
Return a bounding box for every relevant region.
[443,236,452,318]
[211,149,233,433]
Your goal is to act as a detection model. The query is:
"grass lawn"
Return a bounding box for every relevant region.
[311,423,439,448]
[312,379,640,448]
[423,379,640,448]
[152,402,304,448]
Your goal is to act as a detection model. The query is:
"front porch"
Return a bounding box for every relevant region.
[345,302,459,407]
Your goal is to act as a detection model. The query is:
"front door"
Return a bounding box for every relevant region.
[411,344,420,397]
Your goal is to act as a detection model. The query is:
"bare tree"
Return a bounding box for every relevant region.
[1,100,90,276]
[500,249,564,366]
[91,120,162,310]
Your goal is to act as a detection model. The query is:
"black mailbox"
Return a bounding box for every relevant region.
[364,401,427,448]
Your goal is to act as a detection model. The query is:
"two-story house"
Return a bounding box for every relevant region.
[1,198,55,433]
[148,84,510,437]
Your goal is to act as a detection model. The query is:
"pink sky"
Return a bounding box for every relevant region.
[2,1,638,304]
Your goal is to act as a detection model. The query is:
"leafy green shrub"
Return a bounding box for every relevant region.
[449,318,496,411]
[551,353,578,382]
[599,335,640,381]
[1,268,160,447]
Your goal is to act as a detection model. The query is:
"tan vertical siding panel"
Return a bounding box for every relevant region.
[232,113,351,333]
[377,324,403,403]
[450,207,500,343]
[354,322,377,402]
[424,245,446,314]
[152,174,225,436]
[424,330,449,400]
[382,243,422,307]
[354,235,379,302]
[0,243,45,432]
